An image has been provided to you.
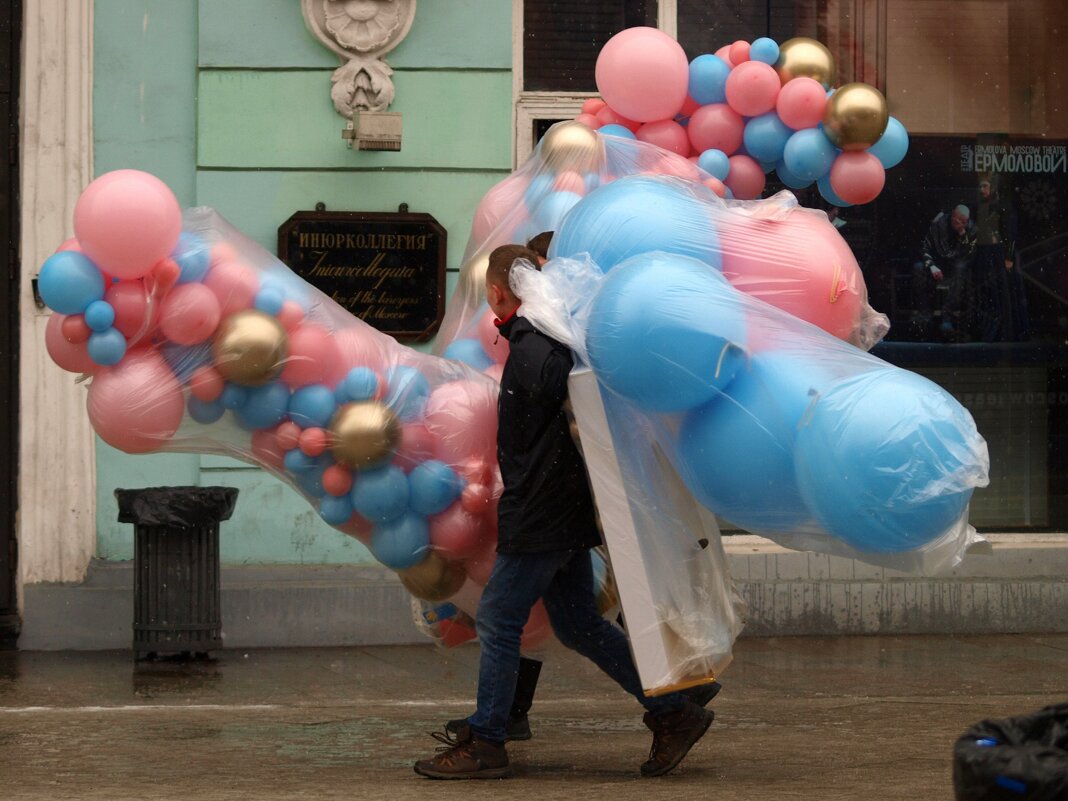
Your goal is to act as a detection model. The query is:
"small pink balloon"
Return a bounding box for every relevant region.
[468,173,530,246]
[636,119,691,157]
[251,427,285,471]
[679,95,700,118]
[776,76,829,129]
[830,151,886,205]
[483,363,504,383]
[87,349,184,454]
[424,379,499,464]
[45,314,97,373]
[715,45,735,67]
[393,423,436,471]
[160,283,221,345]
[280,324,339,388]
[73,170,182,280]
[61,314,92,344]
[276,421,302,451]
[323,464,354,497]
[521,601,552,650]
[654,154,701,180]
[574,113,601,129]
[725,155,767,200]
[55,237,82,253]
[277,301,304,331]
[688,104,745,155]
[725,61,781,117]
[704,177,728,198]
[430,503,484,561]
[189,366,225,402]
[581,97,607,116]
[105,280,152,339]
[299,427,328,457]
[461,483,493,515]
[464,539,498,586]
[595,105,641,132]
[477,307,509,365]
[553,171,586,195]
[210,242,238,267]
[457,457,491,485]
[595,27,690,122]
[334,326,386,375]
[203,260,259,318]
[729,40,752,64]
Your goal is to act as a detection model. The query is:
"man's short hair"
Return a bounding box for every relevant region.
[526,231,554,259]
[487,244,541,298]
[952,204,971,220]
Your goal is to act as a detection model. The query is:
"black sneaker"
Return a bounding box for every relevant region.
[413,725,512,780]
[640,701,714,777]
[680,681,722,708]
[445,714,532,743]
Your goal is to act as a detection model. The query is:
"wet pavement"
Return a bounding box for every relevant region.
[1,635,1066,799]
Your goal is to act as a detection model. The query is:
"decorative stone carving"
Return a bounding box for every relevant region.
[302,0,417,118]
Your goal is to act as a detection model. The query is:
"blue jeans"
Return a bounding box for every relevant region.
[467,548,686,744]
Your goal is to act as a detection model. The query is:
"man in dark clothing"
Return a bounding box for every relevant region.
[974,176,1029,342]
[912,205,977,341]
[414,245,713,780]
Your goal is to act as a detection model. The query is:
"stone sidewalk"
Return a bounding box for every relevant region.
[2,635,1066,799]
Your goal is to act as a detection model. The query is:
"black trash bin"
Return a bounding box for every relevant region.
[116,487,238,659]
[954,702,1068,800]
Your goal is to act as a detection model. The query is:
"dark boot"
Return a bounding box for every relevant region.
[413,726,512,780]
[680,680,721,709]
[640,701,714,777]
[445,713,532,742]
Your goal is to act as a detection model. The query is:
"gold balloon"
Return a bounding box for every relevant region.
[595,567,620,616]
[458,252,490,302]
[822,83,889,151]
[775,37,836,87]
[212,310,287,386]
[539,120,605,173]
[399,551,467,602]
[329,401,401,468]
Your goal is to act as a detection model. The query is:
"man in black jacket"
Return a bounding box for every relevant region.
[414,245,713,780]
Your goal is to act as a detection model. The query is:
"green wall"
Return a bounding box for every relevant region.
[93,0,512,563]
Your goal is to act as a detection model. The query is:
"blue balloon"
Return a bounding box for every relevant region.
[371,513,430,570]
[697,149,731,180]
[319,494,354,525]
[523,174,555,211]
[551,176,723,272]
[774,159,814,190]
[868,116,909,169]
[675,353,828,533]
[744,113,793,164]
[84,300,116,332]
[351,465,410,523]
[87,328,127,366]
[750,37,780,65]
[817,174,853,208]
[783,129,838,182]
[219,383,249,410]
[38,251,105,314]
[172,232,211,284]
[254,287,285,315]
[443,338,494,371]
[237,382,291,429]
[795,369,981,553]
[688,54,730,105]
[586,252,747,412]
[338,366,379,403]
[384,366,430,422]
[534,190,582,232]
[161,342,212,383]
[409,460,464,516]
[289,384,336,428]
[295,463,328,498]
[187,396,225,425]
[598,124,636,139]
[284,448,319,473]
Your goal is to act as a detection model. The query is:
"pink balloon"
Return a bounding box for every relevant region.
[553,171,586,195]
[299,427,328,457]
[468,173,529,247]
[464,538,498,586]
[73,170,181,280]
[160,283,221,345]
[725,61,781,117]
[61,314,91,344]
[87,350,184,454]
[251,427,286,471]
[430,503,484,561]
[830,151,886,205]
[714,45,735,67]
[679,95,700,118]
[581,97,607,116]
[323,465,354,497]
[203,260,259,318]
[280,324,339,388]
[276,421,302,451]
[460,483,493,515]
[776,77,829,129]
[574,113,601,129]
[483,363,504,383]
[337,512,373,546]
[718,208,865,342]
[704,177,728,198]
[636,119,691,156]
[653,154,701,180]
[688,104,745,155]
[393,423,436,471]
[189,366,224,402]
[595,105,640,132]
[210,242,238,267]
[277,301,304,331]
[477,307,509,364]
[595,27,690,122]
[725,155,766,200]
[424,379,499,464]
[729,40,752,64]
[55,237,82,253]
[45,314,97,373]
[105,280,152,340]
[334,326,386,376]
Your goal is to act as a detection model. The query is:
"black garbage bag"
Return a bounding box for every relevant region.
[954,702,1068,800]
[115,486,238,528]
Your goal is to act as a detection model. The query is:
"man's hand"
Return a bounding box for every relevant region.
[930,265,944,282]
[1005,259,1014,271]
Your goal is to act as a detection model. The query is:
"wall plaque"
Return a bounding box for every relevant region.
[278,210,446,341]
